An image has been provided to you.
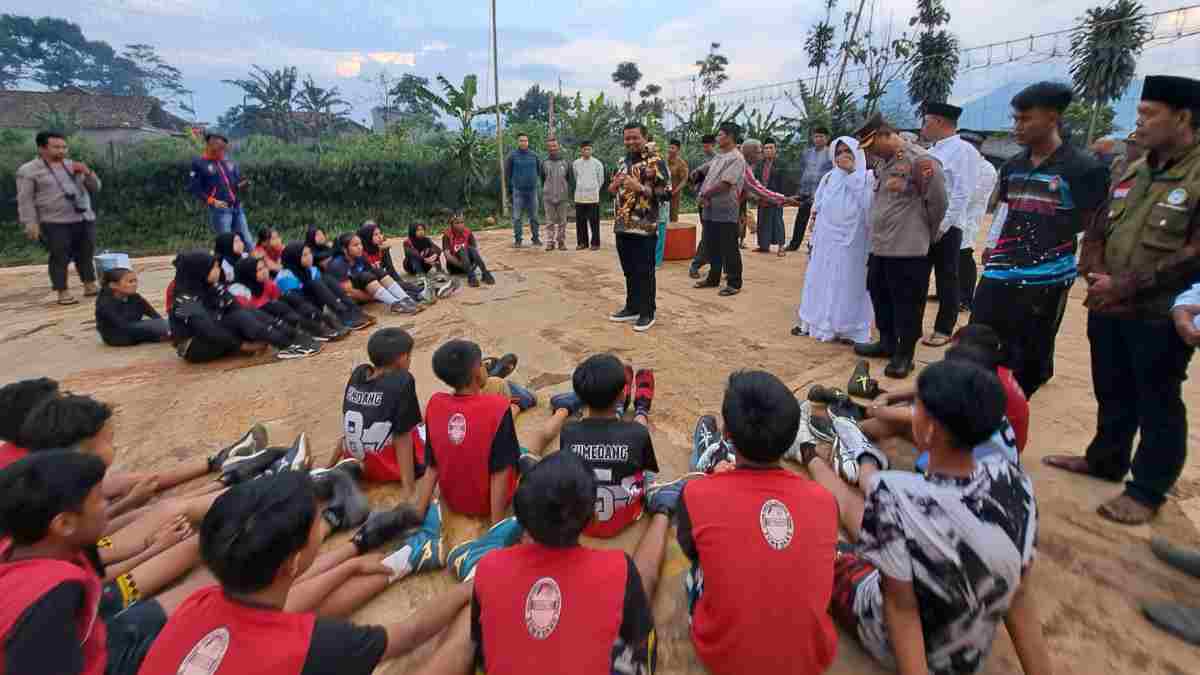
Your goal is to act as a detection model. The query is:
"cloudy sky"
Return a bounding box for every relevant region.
[10,0,1200,125]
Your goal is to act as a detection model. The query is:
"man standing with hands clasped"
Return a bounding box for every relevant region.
[17,130,102,306]
[1044,76,1200,526]
[189,132,254,248]
[573,140,604,250]
[609,122,670,332]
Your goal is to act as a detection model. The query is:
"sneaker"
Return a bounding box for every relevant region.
[550,391,584,418]
[208,423,269,473]
[634,369,654,417]
[309,457,363,498]
[436,277,460,299]
[808,413,836,444]
[390,299,422,315]
[807,384,849,406]
[1152,537,1200,579]
[276,344,311,360]
[609,308,639,323]
[346,315,375,331]
[512,241,524,249]
[446,516,524,582]
[692,415,724,473]
[854,340,893,358]
[786,402,818,463]
[485,353,519,379]
[829,413,890,485]
[531,238,543,247]
[633,315,656,332]
[381,505,445,580]
[688,267,701,279]
[314,461,370,531]
[645,474,703,516]
[558,241,567,251]
[468,275,480,288]
[828,397,868,421]
[1142,602,1200,646]
[352,504,423,554]
[507,382,537,412]
[590,244,600,251]
[275,433,312,473]
[219,447,285,485]
[618,363,634,417]
[577,243,589,251]
[481,271,496,285]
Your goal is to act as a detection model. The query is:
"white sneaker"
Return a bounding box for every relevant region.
[829,413,889,485]
[786,401,818,462]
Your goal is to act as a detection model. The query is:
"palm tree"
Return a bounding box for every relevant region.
[907,0,959,107]
[1070,0,1152,145]
[295,75,349,150]
[611,62,643,107]
[223,66,300,141]
[409,74,507,205]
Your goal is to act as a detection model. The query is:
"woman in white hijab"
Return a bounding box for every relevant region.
[793,136,875,343]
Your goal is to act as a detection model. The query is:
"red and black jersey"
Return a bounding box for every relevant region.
[0,545,107,675]
[136,586,386,675]
[425,392,519,517]
[341,365,423,483]
[472,543,655,675]
[558,418,659,538]
[677,468,839,675]
[0,442,29,470]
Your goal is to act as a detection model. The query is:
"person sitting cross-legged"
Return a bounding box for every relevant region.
[798,360,1052,675]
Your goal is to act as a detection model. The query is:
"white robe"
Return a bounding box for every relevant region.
[797,136,875,342]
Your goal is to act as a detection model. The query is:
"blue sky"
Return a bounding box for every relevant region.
[10,0,1199,126]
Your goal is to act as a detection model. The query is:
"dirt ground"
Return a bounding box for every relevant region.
[2,210,1199,674]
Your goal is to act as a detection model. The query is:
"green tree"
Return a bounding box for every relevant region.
[509,84,571,125]
[635,83,664,118]
[695,42,729,95]
[611,61,643,106]
[561,92,621,149]
[408,74,506,204]
[224,65,300,142]
[294,75,349,151]
[907,0,959,107]
[804,1,838,97]
[1070,0,1152,145]
[385,73,444,131]
[1063,100,1118,146]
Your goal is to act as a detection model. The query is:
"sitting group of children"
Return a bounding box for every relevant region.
[0,319,1053,675]
[92,216,497,365]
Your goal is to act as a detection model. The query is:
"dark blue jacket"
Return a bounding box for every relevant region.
[504,148,544,194]
[188,155,242,207]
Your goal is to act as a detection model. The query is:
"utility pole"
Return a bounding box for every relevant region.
[492,0,508,215]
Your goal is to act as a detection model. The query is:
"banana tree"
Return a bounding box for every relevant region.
[409,74,508,205]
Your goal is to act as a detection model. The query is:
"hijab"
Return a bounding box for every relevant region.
[358,223,382,256]
[305,226,335,263]
[233,256,264,297]
[814,136,872,240]
[281,242,313,287]
[172,251,218,298]
[213,233,242,267]
[407,223,432,253]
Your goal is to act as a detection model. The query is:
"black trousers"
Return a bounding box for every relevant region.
[927,228,962,335]
[691,206,708,271]
[43,220,96,291]
[100,318,170,347]
[305,277,364,323]
[701,219,742,289]
[1084,313,1194,507]
[866,255,932,360]
[260,299,324,336]
[181,308,295,362]
[575,203,601,247]
[446,247,490,279]
[280,293,345,333]
[971,278,1071,398]
[615,233,657,319]
[787,197,814,250]
[958,248,977,311]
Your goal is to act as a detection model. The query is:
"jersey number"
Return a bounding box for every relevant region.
[594,474,641,522]
[343,411,393,457]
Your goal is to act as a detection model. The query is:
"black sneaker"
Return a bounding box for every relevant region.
[807,384,849,406]
[315,464,370,532]
[609,308,639,323]
[310,457,362,500]
[275,433,311,473]
[208,423,269,472]
[854,340,893,358]
[633,315,656,332]
[531,238,543,247]
[219,447,286,485]
[276,344,310,360]
[351,505,423,554]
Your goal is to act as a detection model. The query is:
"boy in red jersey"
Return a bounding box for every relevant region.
[467,450,678,675]
[677,370,840,675]
[137,471,472,675]
[414,339,522,525]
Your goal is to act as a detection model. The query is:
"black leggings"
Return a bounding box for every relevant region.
[403,249,442,276]
[446,247,489,278]
[303,277,364,323]
[260,300,324,336]
[280,294,345,334]
[181,308,296,363]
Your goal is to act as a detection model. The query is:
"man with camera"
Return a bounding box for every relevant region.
[17,130,102,306]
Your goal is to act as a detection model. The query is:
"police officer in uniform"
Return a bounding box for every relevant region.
[1043,76,1200,525]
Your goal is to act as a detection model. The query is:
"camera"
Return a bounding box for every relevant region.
[62,190,87,214]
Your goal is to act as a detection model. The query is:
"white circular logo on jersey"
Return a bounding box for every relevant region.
[177,627,230,675]
[759,499,794,551]
[447,413,468,445]
[1168,188,1189,206]
[524,577,562,640]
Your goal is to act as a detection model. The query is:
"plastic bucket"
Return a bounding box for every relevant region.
[94,252,131,274]
[663,222,697,261]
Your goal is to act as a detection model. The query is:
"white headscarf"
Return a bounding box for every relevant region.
[813,136,872,245]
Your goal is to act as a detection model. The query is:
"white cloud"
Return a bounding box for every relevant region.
[368,51,417,66]
[421,40,451,53]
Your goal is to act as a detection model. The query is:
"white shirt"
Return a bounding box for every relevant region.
[961,157,998,250]
[572,156,604,204]
[929,134,978,235]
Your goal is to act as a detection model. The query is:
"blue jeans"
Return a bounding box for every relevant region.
[208,206,253,249]
[511,190,540,243]
[507,382,537,412]
[655,206,668,267]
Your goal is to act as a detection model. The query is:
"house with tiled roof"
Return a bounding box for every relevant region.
[0,87,193,146]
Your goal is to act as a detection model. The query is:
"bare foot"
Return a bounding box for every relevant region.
[1041,454,1120,480]
[1097,494,1158,525]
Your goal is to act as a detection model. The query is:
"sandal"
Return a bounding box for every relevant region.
[921,333,952,347]
[1097,494,1158,525]
[56,295,79,306]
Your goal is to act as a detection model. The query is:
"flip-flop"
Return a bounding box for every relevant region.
[921,334,952,347]
[1097,494,1158,525]
[57,295,79,306]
